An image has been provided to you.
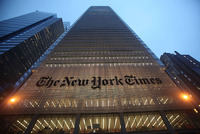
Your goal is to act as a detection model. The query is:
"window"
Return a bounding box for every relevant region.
[165,111,195,130]
[79,114,121,133]
[124,112,166,132]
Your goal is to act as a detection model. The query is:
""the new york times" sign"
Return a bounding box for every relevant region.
[36,75,162,89]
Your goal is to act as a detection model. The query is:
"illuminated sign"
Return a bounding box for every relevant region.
[36,75,162,89]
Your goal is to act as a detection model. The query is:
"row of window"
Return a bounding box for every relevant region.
[59,44,141,48]
[45,63,153,67]
[50,56,149,61]
[184,55,199,67]
[8,96,176,109]
[5,111,197,134]
[55,51,144,55]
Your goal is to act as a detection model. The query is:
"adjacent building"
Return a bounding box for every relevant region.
[1,7,200,134]
[160,51,200,104]
[0,11,64,102]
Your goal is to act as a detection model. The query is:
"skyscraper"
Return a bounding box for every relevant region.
[160,51,200,104]
[1,6,199,134]
[0,11,64,102]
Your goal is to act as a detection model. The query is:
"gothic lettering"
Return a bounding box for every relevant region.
[138,78,150,84]
[124,75,135,85]
[150,78,156,84]
[156,78,162,84]
[91,77,101,89]
[36,75,163,89]
[115,76,123,85]
[36,77,49,87]
[46,77,54,88]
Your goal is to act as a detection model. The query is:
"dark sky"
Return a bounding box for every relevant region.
[0,0,200,61]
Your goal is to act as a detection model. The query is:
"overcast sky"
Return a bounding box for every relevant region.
[0,0,200,61]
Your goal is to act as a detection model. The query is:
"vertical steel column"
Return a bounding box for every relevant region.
[119,112,127,134]
[159,110,175,134]
[73,114,80,134]
[24,114,39,134]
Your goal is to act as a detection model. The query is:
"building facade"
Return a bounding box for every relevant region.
[160,51,200,105]
[1,7,200,134]
[0,11,64,102]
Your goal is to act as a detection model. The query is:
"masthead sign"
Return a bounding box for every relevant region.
[36,75,162,89]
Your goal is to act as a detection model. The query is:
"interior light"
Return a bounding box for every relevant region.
[194,109,198,113]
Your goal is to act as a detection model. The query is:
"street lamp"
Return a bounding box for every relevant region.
[182,94,188,100]
[181,93,200,114]
[10,98,16,103]
[9,97,19,104]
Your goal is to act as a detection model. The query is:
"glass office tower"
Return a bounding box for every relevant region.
[1,6,199,134]
[0,11,64,102]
